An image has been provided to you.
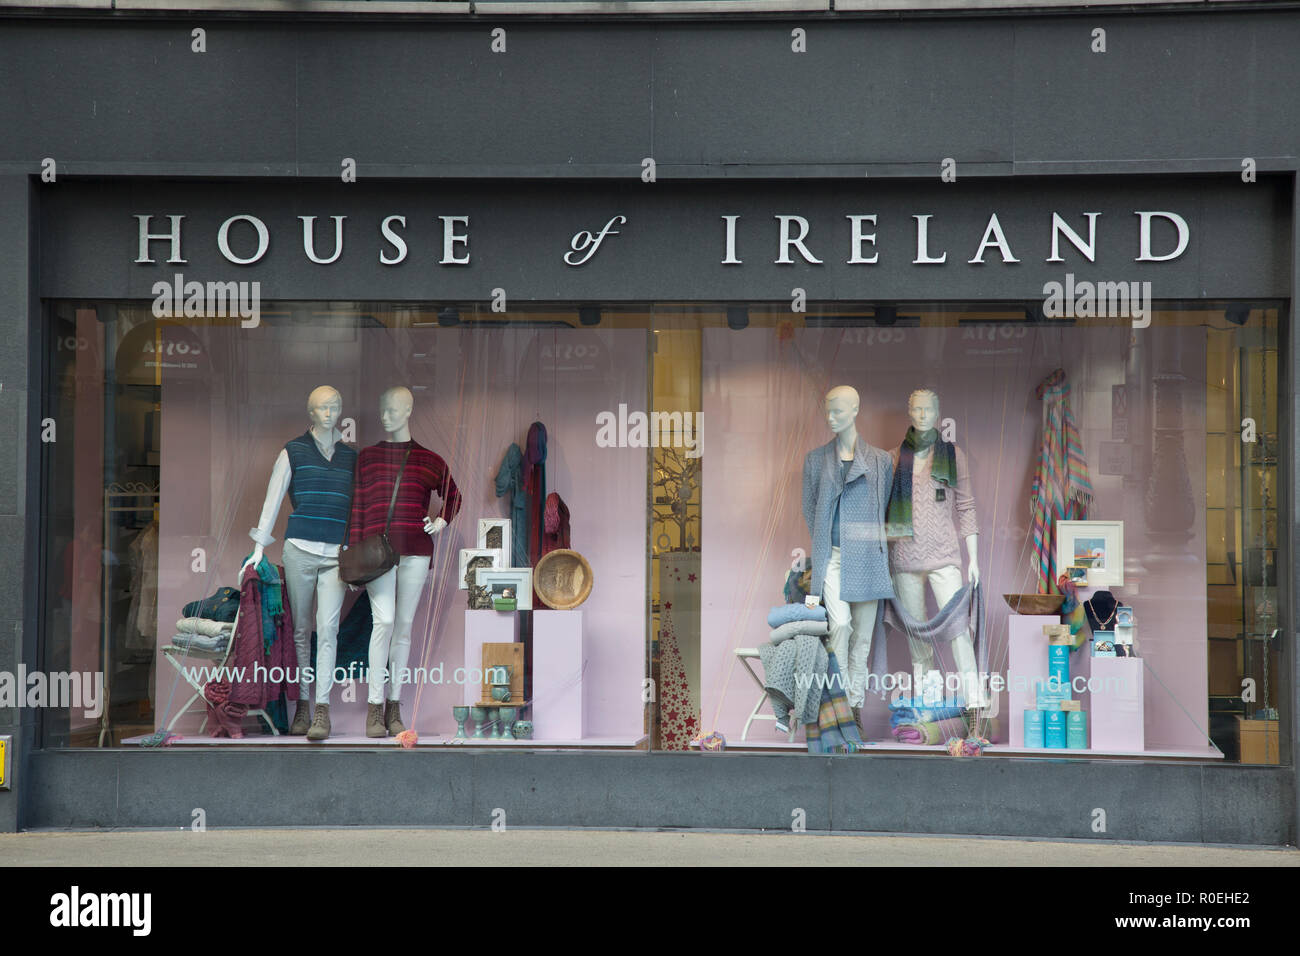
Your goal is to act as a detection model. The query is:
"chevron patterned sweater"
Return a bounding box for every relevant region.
[888,444,978,572]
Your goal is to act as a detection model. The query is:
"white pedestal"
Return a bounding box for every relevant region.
[463,610,520,706]
[1090,656,1145,751]
[533,609,587,739]
[1007,614,1061,747]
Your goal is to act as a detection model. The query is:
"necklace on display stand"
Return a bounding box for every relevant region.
[1084,591,1119,630]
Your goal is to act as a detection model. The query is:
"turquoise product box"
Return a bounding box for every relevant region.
[1035,679,1071,710]
[1023,709,1045,748]
[1044,710,1067,748]
[1048,644,1070,685]
[1066,711,1088,749]
[1092,630,1117,657]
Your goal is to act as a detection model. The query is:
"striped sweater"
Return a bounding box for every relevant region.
[347,440,462,558]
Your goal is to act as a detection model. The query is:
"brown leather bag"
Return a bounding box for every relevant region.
[339,448,410,586]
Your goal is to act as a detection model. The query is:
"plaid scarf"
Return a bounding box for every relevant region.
[885,427,957,539]
[1031,370,1093,593]
[805,650,865,754]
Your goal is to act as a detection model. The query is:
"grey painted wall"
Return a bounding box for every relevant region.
[0,13,1297,178]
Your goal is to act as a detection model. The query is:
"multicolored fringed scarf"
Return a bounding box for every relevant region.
[805,651,865,754]
[254,557,284,654]
[1055,573,1089,650]
[885,426,957,539]
[1030,369,1093,593]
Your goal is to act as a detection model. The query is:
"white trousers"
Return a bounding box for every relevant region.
[823,546,877,709]
[282,541,347,705]
[892,564,986,707]
[366,554,430,705]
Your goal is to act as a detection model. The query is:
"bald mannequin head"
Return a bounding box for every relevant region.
[307,386,342,432]
[380,386,414,437]
[824,385,860,436]
[907,388,940,432]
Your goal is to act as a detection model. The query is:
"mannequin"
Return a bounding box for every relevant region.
[801,385,895,713]
[886,388,985,707]
[245,386,356,739]
[347,386,461,738]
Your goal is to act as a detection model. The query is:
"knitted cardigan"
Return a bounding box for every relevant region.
[801,437,895,602]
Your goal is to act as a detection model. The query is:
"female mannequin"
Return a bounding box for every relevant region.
[886,388,985,708]
[348,386,462,737]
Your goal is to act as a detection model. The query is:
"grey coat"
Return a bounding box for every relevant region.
[802,437,895,603]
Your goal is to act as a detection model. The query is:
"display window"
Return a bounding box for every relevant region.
[36,299,1285,765]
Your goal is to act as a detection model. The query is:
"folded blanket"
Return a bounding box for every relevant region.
[759,632,827,728]
[767,603,828,629]
[892,716,970,746]
[176,617,234,637]
[770,619,830,645]
[171,632,229,652]
[889,705,967,728]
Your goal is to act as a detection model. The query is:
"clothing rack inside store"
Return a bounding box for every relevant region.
[100,482,160,748]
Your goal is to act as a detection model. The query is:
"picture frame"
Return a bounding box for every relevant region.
[477,518,513,561]
[476,567,533,611]
[1056,520,1124,588]
[458,548,502,591]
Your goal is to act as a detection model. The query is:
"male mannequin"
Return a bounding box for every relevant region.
[886,388,985,708]
[348,386,462,737]
[801,385,895,712]
[245,386,356,739]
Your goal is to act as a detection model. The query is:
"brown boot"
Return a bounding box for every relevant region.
[290,699,311,736]
[385,700,406,736]
[306,703,331,741]
[366,703,387,738]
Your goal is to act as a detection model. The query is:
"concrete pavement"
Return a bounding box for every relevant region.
[1,828,1297,866]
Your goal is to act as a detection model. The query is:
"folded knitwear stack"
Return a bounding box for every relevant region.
[889,696,968,746]
[766,603,829,644]
[170,616,234,654]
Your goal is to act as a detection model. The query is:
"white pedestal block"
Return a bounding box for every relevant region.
[463,610,520,706]
[1007,614,1061,747]
[533,610,587,740]
[1090,657,1145,751]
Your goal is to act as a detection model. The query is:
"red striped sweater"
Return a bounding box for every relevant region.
[347,440,462,557]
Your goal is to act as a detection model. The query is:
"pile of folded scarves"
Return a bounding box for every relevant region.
[889,695,969,746]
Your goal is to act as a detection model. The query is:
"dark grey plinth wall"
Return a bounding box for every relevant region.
[24,749,1294,846]
[0,7,1297,841]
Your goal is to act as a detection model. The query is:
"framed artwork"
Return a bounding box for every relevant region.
[1056,520,1124,588]
[477,518,512,561]
[476,567,533,611]
[458,548,502,591]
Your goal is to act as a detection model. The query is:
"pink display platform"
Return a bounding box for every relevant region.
[533,609,587,740]
[463,609,520,707]
[1090,656,1145,751]
[122,733,646,749]
[1006,613,1063,747]
[716,737,1220,758]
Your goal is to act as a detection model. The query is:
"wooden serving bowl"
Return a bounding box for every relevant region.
[1003,593,1065,615]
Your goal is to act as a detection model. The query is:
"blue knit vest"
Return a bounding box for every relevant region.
[284,432,357,545]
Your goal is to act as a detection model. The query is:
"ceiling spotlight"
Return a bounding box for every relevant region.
[874,306,898,326]
[579,306,601,326]
[727,306,749,331]
[1225,304,1251,326]
[437,307,461,327]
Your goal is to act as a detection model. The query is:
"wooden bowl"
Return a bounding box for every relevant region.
[1003,593,1065,615]
[534,549,594,610]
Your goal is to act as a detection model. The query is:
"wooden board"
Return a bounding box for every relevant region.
[481,642,525,705]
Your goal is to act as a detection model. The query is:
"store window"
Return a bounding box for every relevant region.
[37,299,1286,765]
